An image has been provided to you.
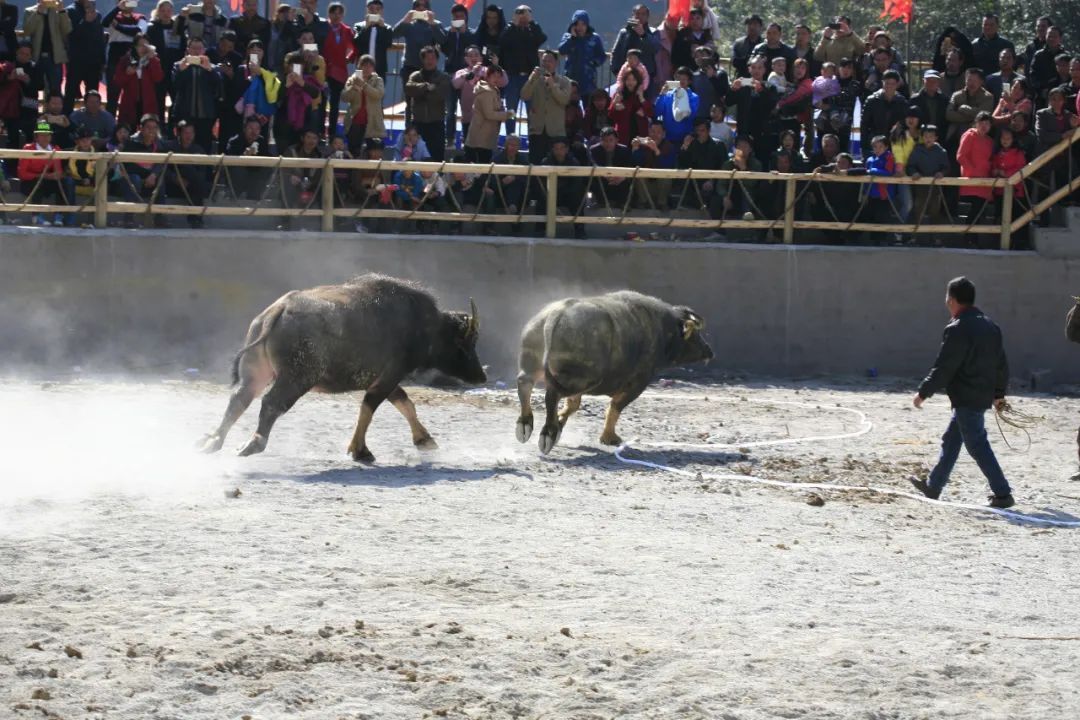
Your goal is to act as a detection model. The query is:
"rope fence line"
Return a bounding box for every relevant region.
[0,126,1076,245]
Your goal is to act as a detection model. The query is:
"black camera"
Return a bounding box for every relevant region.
[465,71,475,80]
[827,22,841,30]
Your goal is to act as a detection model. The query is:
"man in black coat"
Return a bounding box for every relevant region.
[587,126,634,210]
[63,0,105,113]
[353,0,392,79]
[910,277,1015,509]
[860,70,908,157]
[498,5,545,134]
[0,0,17,62]
[537,136,584,238]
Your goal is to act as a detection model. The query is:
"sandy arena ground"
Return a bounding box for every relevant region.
[2,376,1080,720]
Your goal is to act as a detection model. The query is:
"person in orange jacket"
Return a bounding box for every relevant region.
[955,111,995,245]
[17,120,67,226]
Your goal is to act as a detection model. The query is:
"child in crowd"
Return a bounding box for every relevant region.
[993,126,1028,247]
[767,57,789,95]
[392,166,426,234]
[709,102,734,147]
[68,127,97,228]
[582,88,612,145]
[905,124,949,234]
[812,62,840,107]
[863,134,898,230]
[615,49,651,99]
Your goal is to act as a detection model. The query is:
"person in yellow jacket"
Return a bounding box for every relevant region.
[67,127,96,227]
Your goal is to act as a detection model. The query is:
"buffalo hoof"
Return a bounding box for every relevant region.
[198,433,224,454]
[515,416,533,443]
[351,446,376,464]
[599,432,623,447]
[237,433,267,457]
[414,436,439,451]
[538,425,560,455]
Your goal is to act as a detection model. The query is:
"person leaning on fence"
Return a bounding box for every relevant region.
[278,127,325,230]
[405,45,450,161]
[630,120,676,211]
[352,136,388,233]
[906,124,949,237]
[40,94,72,149]
[910,277,1015,510]
[119,113,167,227]
[18,120,67,226]
[955,111,995,240]
[66,126,96,227]
[713,135,762,220]
[534,136,585,239]
[162,119,208,228]
[587,126,634,212]
[481,133,527,224]
[676,117,724,210]
[223,115,273,199]
[860,134,900,235]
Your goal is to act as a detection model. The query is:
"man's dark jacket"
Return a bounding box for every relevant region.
[918,306,1008,410]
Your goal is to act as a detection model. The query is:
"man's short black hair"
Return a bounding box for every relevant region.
[947,277,976,305]
[966,67,986,79]
[693,117,710,128]
[600,126,618,138]
[882,69,901,82]
[838,57,854,67]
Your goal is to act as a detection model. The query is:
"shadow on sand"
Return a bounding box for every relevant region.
[240,464,533,488]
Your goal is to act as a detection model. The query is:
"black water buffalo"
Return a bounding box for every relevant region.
[515,291,713,454]
[199,274,486,462]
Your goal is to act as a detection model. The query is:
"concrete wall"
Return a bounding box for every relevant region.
[2,228,1080,384]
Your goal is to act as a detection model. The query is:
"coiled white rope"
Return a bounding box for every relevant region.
[615,393,1080,528]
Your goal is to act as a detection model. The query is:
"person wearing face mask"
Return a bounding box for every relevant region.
[441,3,476,146]
[352,0,392,80]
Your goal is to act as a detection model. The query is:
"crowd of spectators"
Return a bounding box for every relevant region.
[0,0,1077,242]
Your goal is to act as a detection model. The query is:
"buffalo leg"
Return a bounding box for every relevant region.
[515,370,536,443]
[538,387,562,455]
[347,378,399,463]
[388,386,437,450]
[237,378,310,456]
[558,394,582,430]
[199,359,273,453]
[599,386,645,447]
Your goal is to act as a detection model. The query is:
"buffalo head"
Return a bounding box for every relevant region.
[670,306,714,365]
[438,298,488,384]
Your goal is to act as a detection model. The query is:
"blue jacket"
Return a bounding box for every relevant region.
[864,151,896,199]
[558,11,605,96]
[654,88,699,145]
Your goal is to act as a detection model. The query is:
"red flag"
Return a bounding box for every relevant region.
[462,0,479,10]
[667,0,691,26]
[881,0,913,23]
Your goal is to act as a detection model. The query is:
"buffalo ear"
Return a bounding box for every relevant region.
[679,307,704,339]
[467,297,479,337]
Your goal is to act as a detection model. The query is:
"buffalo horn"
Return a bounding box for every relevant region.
[468,298,479,336]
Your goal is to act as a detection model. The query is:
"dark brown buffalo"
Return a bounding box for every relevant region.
[199,274,486,462]
[516,291,713,454]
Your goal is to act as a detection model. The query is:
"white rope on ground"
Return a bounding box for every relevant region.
[613,393,1080,528]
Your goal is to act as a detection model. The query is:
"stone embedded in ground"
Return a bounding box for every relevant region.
[560,627,573,638]
[0,593,16,603]
[31,689,50,700]
[63,645,83,659]
[806,493,826,507]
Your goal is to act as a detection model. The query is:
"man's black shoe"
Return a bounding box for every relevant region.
[988,494,1015,509]
[908,477,941,500]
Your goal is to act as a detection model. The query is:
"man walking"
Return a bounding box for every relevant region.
[910,277,1015,509]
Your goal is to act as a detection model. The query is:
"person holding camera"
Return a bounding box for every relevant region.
[463,63,510,163]
[451,45,503,144]
[521,49,570,165]
[441,3,476,146]
[17,121,67,226]
[22,0,71,99]
[611,5,659,98]
[113,33,164,128]
[341,54,385,151]
[163,119,208,227]
[352,0,392,80]
[146,1,187,125]
[228,0,269,54]
[280,127,326,230]
[103,0,147,115]
[276,29,325,146]
[267,3,297,72]
[814,16,863,67]
[172,37,222,152]
[224,115,274,199]
[631,120,676,211]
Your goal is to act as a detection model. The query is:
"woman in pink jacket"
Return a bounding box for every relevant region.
[452,46,507,144]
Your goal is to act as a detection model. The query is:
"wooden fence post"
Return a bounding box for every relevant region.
[1000,183,1014,250]
[783,177,796,244]
[545,172,557,239]
[321,161,335,233]
[94,157,108,229]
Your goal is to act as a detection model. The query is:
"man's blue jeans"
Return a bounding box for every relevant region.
[928,407,1012,497]
[503,74,527,135]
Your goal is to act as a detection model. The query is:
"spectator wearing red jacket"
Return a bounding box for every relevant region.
[17,120,67,226]
[608,67,652,146]
[956,111,995,242]
[321,2,355,137]
[113,34,165,128]
[993,125,1029,248]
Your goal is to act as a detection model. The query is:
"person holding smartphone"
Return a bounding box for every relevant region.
[172,37,222,151]
[102,0,147,114]
[352,0,392,80]
[63,0,106,114]
[394,0,445,126]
